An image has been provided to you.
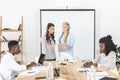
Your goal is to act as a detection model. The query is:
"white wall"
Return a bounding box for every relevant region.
[0,0,120,63]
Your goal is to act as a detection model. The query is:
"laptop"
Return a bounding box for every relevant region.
[38,53,45,65]
[100,77,117,80]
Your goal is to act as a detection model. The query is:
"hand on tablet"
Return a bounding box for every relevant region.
[62,45,68,50]
[62,45,71,50]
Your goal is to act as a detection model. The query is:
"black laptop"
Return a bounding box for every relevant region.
[38,53,45,65]
[99,77,117,80]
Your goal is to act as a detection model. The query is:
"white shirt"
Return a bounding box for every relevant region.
[94,51,116,69]
[0,52,26,80]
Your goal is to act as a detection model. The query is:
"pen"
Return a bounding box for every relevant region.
[27,71,35,74]
[79,70,89,72]
[96,71,102,72]
[35,76,46,79]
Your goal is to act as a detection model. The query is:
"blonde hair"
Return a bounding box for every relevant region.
[62,22,70,31]
[59,22,70,43]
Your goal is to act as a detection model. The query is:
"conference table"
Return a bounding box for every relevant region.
[16,61,120,80]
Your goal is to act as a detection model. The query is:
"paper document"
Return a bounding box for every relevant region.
[87,71,108,80]
[19,66,47,76]
[77,68,91,72]
[19,70,39,76]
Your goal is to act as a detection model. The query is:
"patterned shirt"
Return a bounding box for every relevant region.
[94,51,116,69]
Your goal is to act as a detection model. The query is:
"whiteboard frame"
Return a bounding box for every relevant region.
[40,9,96,59]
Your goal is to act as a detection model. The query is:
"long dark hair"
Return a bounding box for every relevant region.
[46,23,55,45]
[99,35,116,56]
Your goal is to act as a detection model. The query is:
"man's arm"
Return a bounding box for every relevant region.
[9,59,36,71]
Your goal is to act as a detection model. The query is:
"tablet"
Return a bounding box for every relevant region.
[58,44,66,52]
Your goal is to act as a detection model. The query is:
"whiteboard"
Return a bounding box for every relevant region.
[40,9,95,60]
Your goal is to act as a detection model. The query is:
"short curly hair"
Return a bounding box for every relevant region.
[8,40,18,50]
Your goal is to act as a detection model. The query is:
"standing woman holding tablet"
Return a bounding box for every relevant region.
[42,23,56,61]
[59,22,75,59]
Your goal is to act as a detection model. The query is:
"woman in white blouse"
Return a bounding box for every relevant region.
[84,35,116,69]
[42,23,56,61]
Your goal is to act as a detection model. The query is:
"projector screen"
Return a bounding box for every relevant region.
[40,9,95,60]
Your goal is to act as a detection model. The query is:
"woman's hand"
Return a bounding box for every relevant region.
[93,63,98,67]
[84,62,98,67]
[84,62,93,67]
[62,45,71,51]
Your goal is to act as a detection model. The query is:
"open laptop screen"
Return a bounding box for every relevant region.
[38,54,45,65]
